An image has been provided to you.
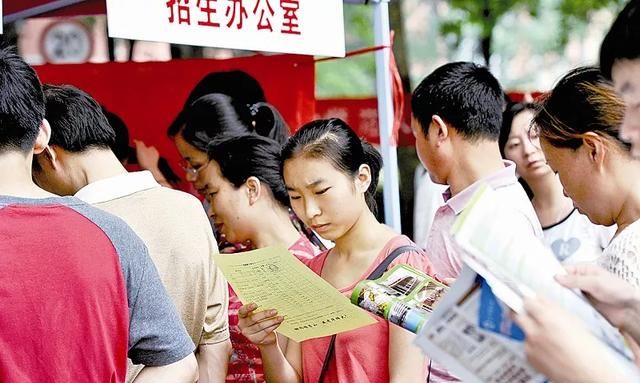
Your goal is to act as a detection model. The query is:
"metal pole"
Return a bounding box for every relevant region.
[373,0,401,232]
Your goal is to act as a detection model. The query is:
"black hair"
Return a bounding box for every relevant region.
[412,61,504,141]
[102,107,130,162]
[181,93,288,152]
[600,0,640,79]
[499,102,538,157]
[281,118,383,215]
[44,84,116,152]
[533,66,629,151]
[0,46,45,153]
[207,135,290,208]
[167,70,266,136]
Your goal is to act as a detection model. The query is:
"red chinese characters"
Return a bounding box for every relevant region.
[197,0,220,27]
[167,0,191,25]
[225,0,249,29]
[280,0,301,35]
[165,0,303,36]
[253,0,275,31]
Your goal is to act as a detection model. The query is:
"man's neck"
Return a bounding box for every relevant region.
[447,140,506,196]
[0,152,55,198]
[74,150,129,191]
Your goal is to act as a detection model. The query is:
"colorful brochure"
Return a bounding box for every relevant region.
[350,264,448,333]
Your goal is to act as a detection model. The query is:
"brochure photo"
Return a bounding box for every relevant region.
[351,264,448,333]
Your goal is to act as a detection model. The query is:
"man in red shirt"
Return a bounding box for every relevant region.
[0,47,198,382]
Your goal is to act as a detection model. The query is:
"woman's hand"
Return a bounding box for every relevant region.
[134,140,160,171]
[555,264,640,334]
[513,297,632,382]
[237,303,284,347]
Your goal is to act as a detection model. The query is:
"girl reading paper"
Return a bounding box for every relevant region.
[238,119,440,383]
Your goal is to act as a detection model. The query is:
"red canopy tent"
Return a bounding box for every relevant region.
[4,0,106,22]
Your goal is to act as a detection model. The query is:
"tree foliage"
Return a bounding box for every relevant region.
[441,0,626,65]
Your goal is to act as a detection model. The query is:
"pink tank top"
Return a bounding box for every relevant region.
[301,235,435,383]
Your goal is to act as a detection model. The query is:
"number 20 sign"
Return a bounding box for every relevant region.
[106,0,345,57]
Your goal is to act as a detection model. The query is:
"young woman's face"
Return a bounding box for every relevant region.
[503,110,553,181]
[204,160,253,244]
[174,132,209,194]
[283,156,365,241]
[540,137,611,225]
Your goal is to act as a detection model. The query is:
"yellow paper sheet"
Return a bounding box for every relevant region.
[214,246,376,342]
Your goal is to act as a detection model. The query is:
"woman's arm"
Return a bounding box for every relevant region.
[388,324,428,383]
[238,303,302,383]
[260,337,303,383]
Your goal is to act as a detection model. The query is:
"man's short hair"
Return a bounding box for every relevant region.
[600,0,640,79]
[0,46,45,153]
[44,85,116,152]
[412,61,504,141]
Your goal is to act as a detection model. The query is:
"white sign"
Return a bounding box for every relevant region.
[106,0,345,57]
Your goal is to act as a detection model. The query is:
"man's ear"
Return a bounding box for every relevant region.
[33,119,51,155]
[245,176,262,205]
[431,115,450,143]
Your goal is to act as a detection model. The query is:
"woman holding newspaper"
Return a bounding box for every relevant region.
[237,119,438,383]
[514,66,640,381]
[531,66,640,288]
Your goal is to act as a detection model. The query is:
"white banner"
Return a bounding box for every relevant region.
[106,0,345,57]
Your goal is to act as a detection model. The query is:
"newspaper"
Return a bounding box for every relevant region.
[415,184,635,383]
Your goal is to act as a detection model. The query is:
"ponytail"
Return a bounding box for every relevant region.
[181,93,289,151]
[249,102,289,145]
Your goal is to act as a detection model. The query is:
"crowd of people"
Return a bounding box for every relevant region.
[1,0,639,382]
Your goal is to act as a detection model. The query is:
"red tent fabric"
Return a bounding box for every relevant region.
[4,0,106,23]
[34,54,316,176]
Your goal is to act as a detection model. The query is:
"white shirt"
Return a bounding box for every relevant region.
[599,219,640,288]
[543,209,615,265]
[413,166,447,248]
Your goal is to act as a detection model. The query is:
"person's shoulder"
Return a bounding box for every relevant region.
[289,235,321,261]
[68,197,137,232]
[384,235,435,274]
[141,186,205,210]
[496,183,543,235]
[130,187,211,228]
[384,234,422,251]
[68,198,148,259]
[302,248,329,273]
[616,219,640,244]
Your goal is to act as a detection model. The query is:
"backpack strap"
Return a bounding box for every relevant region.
[366,244,420,280]
[317,243,420,383]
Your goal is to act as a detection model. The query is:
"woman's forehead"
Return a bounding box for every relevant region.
[284,157,345,186]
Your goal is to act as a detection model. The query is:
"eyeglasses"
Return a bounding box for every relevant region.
[179,159,210,177]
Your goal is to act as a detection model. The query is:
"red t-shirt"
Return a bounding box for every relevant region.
[0,196,195,382]
[0,202,129,382]
[301,235,434,383]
